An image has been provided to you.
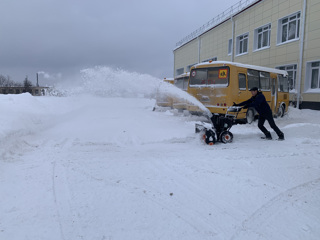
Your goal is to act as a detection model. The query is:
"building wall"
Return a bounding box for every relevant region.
[200,21,233,62]
[173,0,320,109]
[174,38,199,75]
[303,0,320,106]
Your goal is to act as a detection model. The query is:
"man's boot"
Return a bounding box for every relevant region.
[278,132,285,141]
[261,132,272,140]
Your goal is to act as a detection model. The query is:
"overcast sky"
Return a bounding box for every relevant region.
[0,0,240,85]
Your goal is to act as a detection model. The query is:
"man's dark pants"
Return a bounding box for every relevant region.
[258,113,283,137]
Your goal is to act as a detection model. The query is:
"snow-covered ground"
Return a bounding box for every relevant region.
[1,67,320,240]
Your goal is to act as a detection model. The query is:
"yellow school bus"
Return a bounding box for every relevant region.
[187,61,289,123]
[155,78,174,108]
[172,72,190,110]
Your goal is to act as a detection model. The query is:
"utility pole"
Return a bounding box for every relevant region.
[36,73,39,87]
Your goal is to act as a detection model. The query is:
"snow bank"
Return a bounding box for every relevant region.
[0,93,44,138]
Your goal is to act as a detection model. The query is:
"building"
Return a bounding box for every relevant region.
[0,86,49,96]
[173,0,320,110]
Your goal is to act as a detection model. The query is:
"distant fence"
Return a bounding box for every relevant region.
[0,87,49,96]
[175,0,260,49]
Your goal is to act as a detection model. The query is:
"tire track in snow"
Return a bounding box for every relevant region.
[50,139,80,240]
[52,160,66,240]
[149,159,243,236]
[230,177,320,240]
[66,156,217,239]
[71,169,209,237]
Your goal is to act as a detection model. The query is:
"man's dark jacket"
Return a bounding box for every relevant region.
[237,92,272,116]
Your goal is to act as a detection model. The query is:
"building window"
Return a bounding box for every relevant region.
[277,64,297,91]
[311,63,320,89]
[277,12,300,44]
[176,68,184,76]
[254,24,271,51]
[236,33,249,55]
[228,39,233,55]
[306,61,320,90]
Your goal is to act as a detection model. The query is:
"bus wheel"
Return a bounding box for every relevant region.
[246,108,255,124]
[220,131,233,144]
[277,105,285,118]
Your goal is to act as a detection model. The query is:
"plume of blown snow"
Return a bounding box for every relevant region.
[79,66,161,98]
[49,65,211,116]
[157,81,212,116]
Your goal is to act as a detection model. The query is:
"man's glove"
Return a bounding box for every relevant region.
[242,105,248,109]
[233,102,238,106]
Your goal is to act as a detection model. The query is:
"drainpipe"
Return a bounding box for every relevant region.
[231,15,235,62]
[173,50,176,78]
[296,0,307,109]
[198,37,201,63]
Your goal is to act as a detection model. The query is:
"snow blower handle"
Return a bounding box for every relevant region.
[227,106,242,113]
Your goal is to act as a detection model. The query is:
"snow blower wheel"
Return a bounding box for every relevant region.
[204,129,216,145]
[220,131,233,144]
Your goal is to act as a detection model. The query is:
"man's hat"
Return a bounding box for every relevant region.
[249,87,258,91]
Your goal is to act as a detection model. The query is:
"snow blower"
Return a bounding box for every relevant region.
[195,106,242,145]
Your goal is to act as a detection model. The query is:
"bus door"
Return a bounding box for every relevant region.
[271,77,277,114]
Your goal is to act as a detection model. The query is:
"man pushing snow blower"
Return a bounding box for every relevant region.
[233,87,285,141]
[196,87,284,145]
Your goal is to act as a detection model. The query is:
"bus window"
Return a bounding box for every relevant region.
[247,69,259,89]
[260,72,270,90]
[174,76,189,91]
[190,69,207,85]
[174,79,184,89]
[208,68,229,85]
[190,67,229,86]
[278,75,289,92]
[238,73,246,89]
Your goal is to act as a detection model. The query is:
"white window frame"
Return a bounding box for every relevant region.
[228,39,233,55]
[236,32,249,56]
[277,64,297,92]
[253,23,271,51]
[305,61,320,93]
[277,12,301,45]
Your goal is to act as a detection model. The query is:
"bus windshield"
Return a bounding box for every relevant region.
[189,67,229,87]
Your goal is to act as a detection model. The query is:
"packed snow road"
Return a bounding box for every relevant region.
[1,93,320,240]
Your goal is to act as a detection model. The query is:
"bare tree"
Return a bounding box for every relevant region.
[23,76,33,93]
[0,74,30,87]
[0,75,6,86]
[0,75,15,87]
